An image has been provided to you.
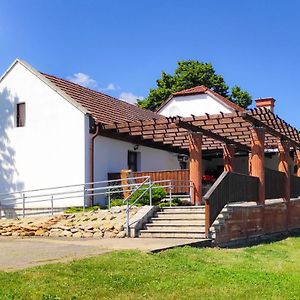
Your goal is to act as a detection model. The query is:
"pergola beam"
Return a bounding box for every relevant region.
[242,112,300,149]
[175,119,250,152]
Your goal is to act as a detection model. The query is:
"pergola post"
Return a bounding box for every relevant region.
[249,127,266,204]
[278,140,291,202]
[295,149,300,177]
[188,132,203,206]
[223,144,235,172]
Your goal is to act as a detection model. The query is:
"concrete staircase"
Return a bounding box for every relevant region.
[139,206,206,239]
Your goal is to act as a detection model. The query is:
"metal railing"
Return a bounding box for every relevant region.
[0,176,150,218]
[0,177,193,238]
[123,179,193,236]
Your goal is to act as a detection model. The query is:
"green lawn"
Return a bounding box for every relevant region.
[1,237,300,300]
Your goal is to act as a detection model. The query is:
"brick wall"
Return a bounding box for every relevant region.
[213,198,300,246]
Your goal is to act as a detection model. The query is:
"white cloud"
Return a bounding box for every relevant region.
[119,92,144,104]
[67,72,97,88]
[101,83,120,91]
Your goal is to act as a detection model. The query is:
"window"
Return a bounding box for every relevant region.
[128,151,140,171]
[16,103,26,127]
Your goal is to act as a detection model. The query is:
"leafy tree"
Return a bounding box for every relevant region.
[138,60,251,111]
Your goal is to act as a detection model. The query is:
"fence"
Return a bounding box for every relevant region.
[108,169,190,194]
[203,171,259,236]
[291,175,300,198]
[265,168,286,199]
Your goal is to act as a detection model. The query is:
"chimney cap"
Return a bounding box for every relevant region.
[255,97,276,107]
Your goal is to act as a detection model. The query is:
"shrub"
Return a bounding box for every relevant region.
[130,184,166,205]
[64,205,102,214]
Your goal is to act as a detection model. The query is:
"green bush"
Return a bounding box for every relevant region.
[110,199,124,207]
[130,184,166,205]
[64,205,103,214]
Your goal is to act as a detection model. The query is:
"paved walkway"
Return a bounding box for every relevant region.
[0,237,210,271]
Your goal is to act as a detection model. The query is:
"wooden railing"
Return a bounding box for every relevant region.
[108,169,190,194]
[265,168,286,199]
[291,175,300,198]
[203,171,259,236]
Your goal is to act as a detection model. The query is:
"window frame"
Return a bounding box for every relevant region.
[16,102,26,127]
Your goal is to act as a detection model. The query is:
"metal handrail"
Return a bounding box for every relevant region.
[123,178,193,236]
[0,176,150,197]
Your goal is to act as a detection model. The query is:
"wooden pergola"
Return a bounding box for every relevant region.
[99,107,300,206]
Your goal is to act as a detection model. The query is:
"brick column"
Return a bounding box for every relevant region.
[223,144,235,172]
[295,150,300,177]
[278,141,291,202]
[249,127,266,204]
[188,132,203,206]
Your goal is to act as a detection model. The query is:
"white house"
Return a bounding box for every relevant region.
[157,85,244,117]
[0,59,288,208]
[0,59,180,206]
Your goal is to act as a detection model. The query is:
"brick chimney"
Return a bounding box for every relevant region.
[255,97,275,113]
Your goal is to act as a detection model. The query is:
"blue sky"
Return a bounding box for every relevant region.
[1,0,300,127]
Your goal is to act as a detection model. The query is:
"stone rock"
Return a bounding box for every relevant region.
[82,232,93,238]
[73,231,82,238]
[2,232,12,236]
[35,229,46,236]
[104,231,116,238]
[93,231,103,238]
[116,231,126,238]
[109,206,121,214]
[62,230,73,237]
[114,223,124,232]
[70,228,78,233]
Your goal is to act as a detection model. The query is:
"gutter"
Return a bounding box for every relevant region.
[89,119,101,205]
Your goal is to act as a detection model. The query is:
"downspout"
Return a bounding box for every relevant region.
[89,123,101,206]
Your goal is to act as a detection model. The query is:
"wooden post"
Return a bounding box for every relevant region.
[249,127,266,204]
[223,144,235,172]
[120,169,132,199]
[295,149,300,177]
[278,140,291,202]
[188,132,203,206]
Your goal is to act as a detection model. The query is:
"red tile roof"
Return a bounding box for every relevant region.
[158,85,244,112]
[41,73,161,124]
[172,85,208,96]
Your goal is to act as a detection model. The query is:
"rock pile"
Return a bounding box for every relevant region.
[0,206,140,238]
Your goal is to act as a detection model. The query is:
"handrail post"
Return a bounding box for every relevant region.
[108,186,111,209]
[205,198,210,238]
[83,185,86,212]
[126,198,130,237]
[22,193,25,218]
[51,195,54,216]
[189,182,193,203]
[169,180,172,207]
[149,178,152,206]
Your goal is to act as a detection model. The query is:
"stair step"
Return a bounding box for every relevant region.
[139,230,206,239]
[145,224,205,231]
[161,208,204,213]
[156,211,204,216]
[150,219,205,225]
[154,214,205,220]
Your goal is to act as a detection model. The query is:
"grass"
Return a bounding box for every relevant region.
[1,237,300,299]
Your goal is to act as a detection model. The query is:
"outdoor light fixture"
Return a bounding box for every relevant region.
[133,144,139,151]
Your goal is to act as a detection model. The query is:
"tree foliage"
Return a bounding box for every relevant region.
[137,60,251,111]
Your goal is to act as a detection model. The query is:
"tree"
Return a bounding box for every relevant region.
[137,60,251,111]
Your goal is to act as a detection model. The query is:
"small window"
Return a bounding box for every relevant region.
[16,103,26,127]
[128,151,140,171]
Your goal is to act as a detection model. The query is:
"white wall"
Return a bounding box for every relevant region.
[94,136,180,182]
[0,62,87,207]
[159,94,234,117]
